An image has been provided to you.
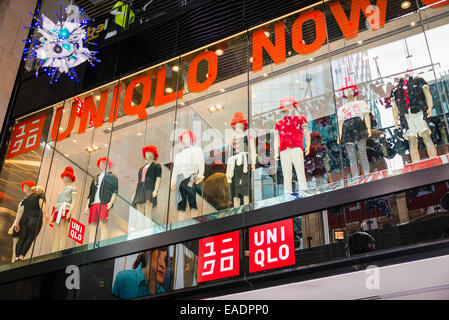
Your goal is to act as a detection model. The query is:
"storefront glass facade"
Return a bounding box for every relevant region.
[1,0,449,274]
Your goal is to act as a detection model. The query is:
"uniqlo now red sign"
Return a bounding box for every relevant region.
[197,230,240,283]
[249,219,295,273]
[68,218,85,244]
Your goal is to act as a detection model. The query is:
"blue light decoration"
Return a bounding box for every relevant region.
[23,3,100,84]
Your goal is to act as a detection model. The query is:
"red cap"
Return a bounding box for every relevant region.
[210,160,226,173]
[142,145,158,160]
[96,156,113,169]
[61,166,76,182]
[180,130,196,144]
[279,96,299,112]
[339,77,359,99]
[231,112,248,130]
[21,180,35,191]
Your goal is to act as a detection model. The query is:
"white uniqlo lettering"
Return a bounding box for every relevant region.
[10,125,26,154]
[204,242,216,257]
[201,241,217,276]
[267,228,277,244]
[201,260,215,277]
[220,237,234,272]
[25,121,40,148]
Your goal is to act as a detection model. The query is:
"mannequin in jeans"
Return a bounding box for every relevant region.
[84,158,118,243]
[274,97,310,194]
[171,131,205,219]
[226,112,256,207]
[337,86,371,178]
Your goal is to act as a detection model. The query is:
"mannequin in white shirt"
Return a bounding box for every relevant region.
[226,114,256,208]
[171,131,205,219]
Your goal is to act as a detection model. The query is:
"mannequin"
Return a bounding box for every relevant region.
[391,75,437,163]
[132,145,162,228]
[226,112,256,207]
[274,96,310,194]
[337,85,371,177]
[8,201,22,263]
[50,166,77,252]
[85,157,118,243]
[13,181,50,261]
[170,130,205,219]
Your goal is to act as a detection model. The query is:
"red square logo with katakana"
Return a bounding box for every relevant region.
[6,114,46,159]
[197,230,240,283]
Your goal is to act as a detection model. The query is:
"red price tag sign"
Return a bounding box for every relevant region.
[197,230,240,283]
[249,219,295,273]
[68,218,85,244]
[6,114,46,159]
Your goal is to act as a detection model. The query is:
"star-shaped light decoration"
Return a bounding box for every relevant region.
[23,3,100,84]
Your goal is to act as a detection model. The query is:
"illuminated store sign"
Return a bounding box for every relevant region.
[197,230,240,283]
[7,0,448,158]
[249,219,295,273]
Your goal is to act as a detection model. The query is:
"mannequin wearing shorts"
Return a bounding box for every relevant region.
[50,166,77,252]
[132,145,161,228]
[226,112,256,207]
[85,157,118,243]
[274,96,310,194]
[337,86,372,178]
[391,76,437,163]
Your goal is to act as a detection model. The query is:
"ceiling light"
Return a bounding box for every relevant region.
[172,65,179,72]
[86,147,93,152]
[309,57,314,61]
[263,73,268,77]
[92,145,99,151]
[358,40,363,45]
[137,132,142,136]
[250,57,253,63]
[131,101,136,106]
[264,31,270,37]
[95,95,100,101]
[410,21,416,26]
[216,104,223,110]
[215,49,224,56]
[209,106,216,112]
[72,139,77,143]
[165,87,173,93]
[220,88,225,92]
[401,1,411,9]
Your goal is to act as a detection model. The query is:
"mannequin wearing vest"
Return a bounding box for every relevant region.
[391,76,437,163]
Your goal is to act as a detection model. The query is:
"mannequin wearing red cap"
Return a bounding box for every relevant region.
[170,130,205,219]
[50,167,77,252]
[132,146,162,228]
[13,181,50,261]
[337,86,371,178]
[226,112,256,207]
[274,97,310,194]
[84,157,118,243]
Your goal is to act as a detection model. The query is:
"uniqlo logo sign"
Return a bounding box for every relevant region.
[6,114,46,159]
[197,230,240,283]
[249,219,295,273]
[68,218,85,244]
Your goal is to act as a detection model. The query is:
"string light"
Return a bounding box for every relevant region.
[23,4,100,84]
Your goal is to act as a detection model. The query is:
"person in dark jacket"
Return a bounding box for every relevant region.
[84,157,118,243]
